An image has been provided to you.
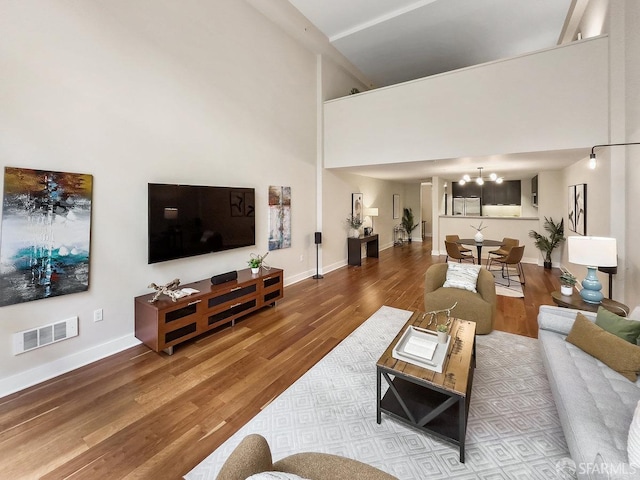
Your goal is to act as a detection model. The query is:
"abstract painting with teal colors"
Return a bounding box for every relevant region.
[0,167,93,306]
[268,185,291,251]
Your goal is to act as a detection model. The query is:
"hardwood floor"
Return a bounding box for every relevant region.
[0,241,561,479]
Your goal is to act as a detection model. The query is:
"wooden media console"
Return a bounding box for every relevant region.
[134,267,283,354]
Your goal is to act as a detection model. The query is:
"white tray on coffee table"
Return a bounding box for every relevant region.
[392,326,450,373]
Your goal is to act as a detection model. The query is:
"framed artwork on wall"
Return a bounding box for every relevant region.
[575,183,587,236]
[568,184,587,235]
[0,167,93,307]
[268,186,291,251]
[393,194,400,219]
[352,193,363,224]
[568,185,576,233]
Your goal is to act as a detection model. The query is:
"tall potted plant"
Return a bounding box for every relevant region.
[401,207,419,242]
[529,217,565,269]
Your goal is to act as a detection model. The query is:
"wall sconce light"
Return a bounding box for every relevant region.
[589,142,640,169]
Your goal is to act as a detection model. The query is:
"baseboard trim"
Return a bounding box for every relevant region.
[0,335,141,399]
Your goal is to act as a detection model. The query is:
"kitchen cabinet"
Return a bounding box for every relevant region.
[451,182,481,198]
[481,181,521,205]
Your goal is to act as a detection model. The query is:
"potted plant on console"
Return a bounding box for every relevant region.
[346,213,363,238]
[559,272,577,296]
[248,252,268,275]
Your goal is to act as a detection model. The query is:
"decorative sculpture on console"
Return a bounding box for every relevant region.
[148,278,182,303]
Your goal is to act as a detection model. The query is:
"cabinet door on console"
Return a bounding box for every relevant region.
[261,271,283,305]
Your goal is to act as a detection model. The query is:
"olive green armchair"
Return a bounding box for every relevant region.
[423,263,496,334]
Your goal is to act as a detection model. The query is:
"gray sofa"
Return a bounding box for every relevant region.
[537,305,640,479]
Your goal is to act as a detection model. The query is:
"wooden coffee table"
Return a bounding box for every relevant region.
[376,312,476,462]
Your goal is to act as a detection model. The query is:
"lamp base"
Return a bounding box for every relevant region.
[580,266,603,304]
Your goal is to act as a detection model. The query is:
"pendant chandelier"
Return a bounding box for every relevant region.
[458,167,503,186]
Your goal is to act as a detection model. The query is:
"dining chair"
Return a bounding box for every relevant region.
[444,241,475,264]
[445,235,472,261]
[494,245,525,286]
[487,237,519,268]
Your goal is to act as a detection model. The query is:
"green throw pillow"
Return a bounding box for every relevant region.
[567,313,640,382]
[595,307,640,344]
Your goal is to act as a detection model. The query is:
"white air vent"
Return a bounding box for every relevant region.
[13,316,78,355]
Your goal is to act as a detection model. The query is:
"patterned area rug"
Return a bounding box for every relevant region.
[185,306,568,480]
[492,270,525,298]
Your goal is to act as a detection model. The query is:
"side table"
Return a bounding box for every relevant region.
[551,290,630,317]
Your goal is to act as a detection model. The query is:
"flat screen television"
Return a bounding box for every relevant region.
[148,183,255,264]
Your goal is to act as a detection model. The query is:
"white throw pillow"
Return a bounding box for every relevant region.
[442,262,481,293]
[246,472,310,480]
[628,400,640,467]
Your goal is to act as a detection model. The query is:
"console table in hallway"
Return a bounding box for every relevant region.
[347,234,379,266]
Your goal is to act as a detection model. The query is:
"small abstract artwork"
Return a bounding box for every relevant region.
[268,186,291,251]
[393,194,400,219]
[568,184,587,235]
[0,167,93,307]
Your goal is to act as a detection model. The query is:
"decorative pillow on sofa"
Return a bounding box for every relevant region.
[246,472,310,480]
[629,401,640,468]
[595,307,640,344]
[443,262,481,293]
[566,313,640,382]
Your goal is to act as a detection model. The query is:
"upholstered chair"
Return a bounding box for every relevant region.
[445,234,472,254]
[444,240,475,264]
[424,263,497,334]
[494,245,526,286]
[216,434,398,480]
[487,237,519,268]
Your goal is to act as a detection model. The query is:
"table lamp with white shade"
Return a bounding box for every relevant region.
[567,236,617,304]
[365,207,378,233]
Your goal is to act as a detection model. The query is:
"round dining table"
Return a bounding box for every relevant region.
[457,238,504,264]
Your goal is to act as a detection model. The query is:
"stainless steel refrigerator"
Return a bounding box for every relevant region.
[453,197,481,216]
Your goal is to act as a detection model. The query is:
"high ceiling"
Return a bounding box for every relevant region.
[285,0,584,183]
[287,0,573,88]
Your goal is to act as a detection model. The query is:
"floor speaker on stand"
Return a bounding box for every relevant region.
[313,232,323,279]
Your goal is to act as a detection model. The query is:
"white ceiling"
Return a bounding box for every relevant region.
[285,0,582,183]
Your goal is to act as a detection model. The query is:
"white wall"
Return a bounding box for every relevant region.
[624,0,640,309]
[324,37,610,169]
[0,0,322,396]
[421,184,433,237]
